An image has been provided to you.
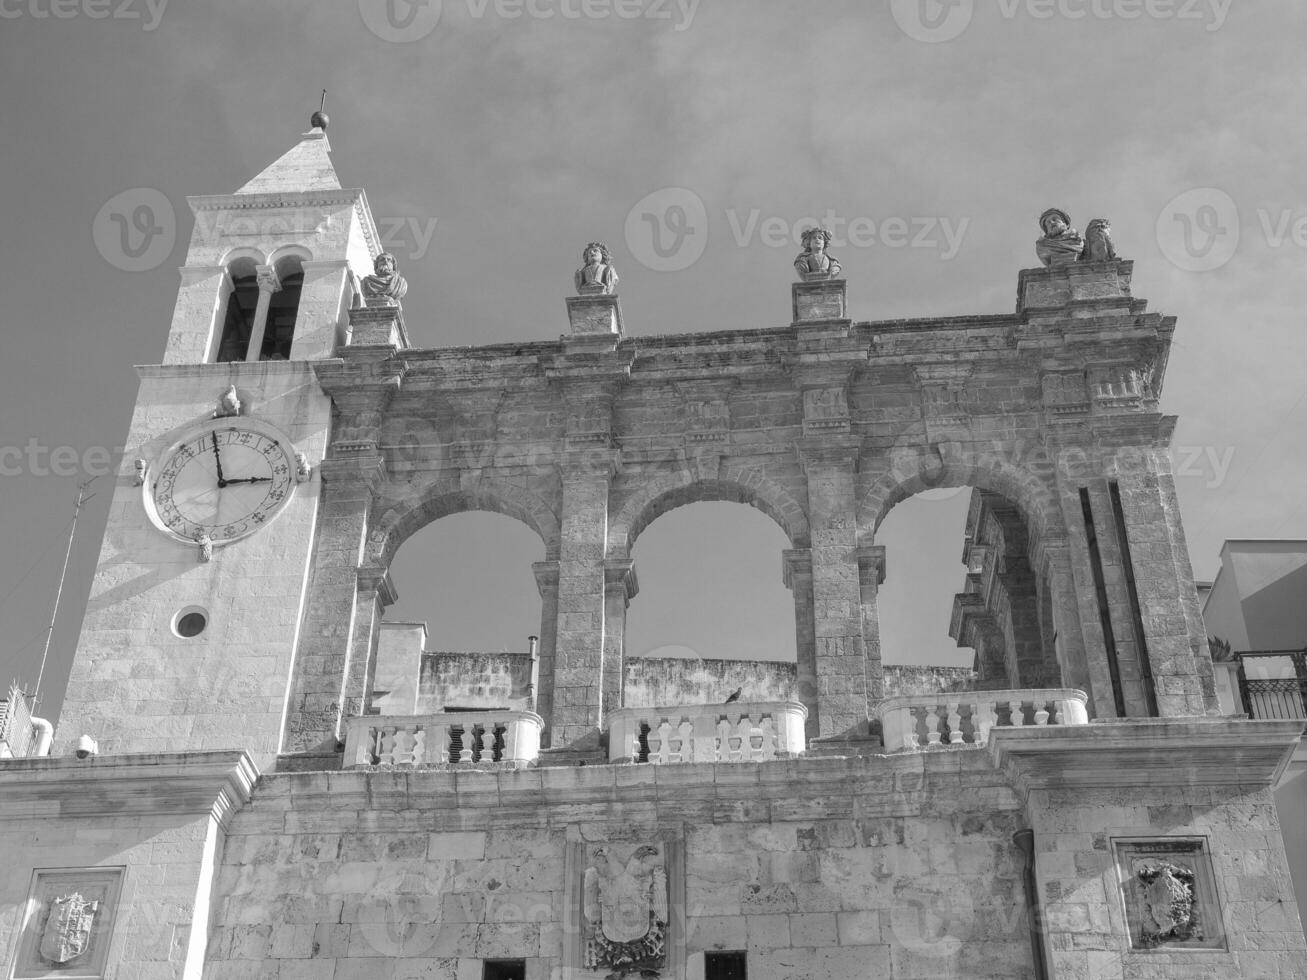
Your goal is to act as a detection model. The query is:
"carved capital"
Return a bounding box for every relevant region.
[255,264,281,294]
[855,545,886,587]
[781,548,813,590]
[795,438,861,476]
[603,558,639,602]
[533,560,561,598]
[357,564,398,607]
[317,453,387,493]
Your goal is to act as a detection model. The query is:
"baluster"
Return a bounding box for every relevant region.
[480,727,496,761]
[715,719,731,762]
[1033,701,1051,726]
[412,729,427,765]
[457,726,474,764]
[432,725,450,764]
[676,720,694,763]
[369,726,384,765]
[654,720,673,764]
[731,718,751,761]
[757,717,777,760]
[393,728,417,765]
[377,726,397,765]
[903,707,921,749]
[973,702,998,745]
[1007,700,1026,727]
[947,702,964,744]
[925,705,942,746]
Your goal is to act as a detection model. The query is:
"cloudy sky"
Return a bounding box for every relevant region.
[1,0,1303,724]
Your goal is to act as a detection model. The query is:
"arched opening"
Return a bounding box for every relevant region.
[376,511,545,716]
[876,485,1062,695]
[214,257,259,362]
[624,501,796,707]
[260,254,303,360]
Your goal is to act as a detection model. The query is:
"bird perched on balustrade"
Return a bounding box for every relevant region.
[724,687,742,703]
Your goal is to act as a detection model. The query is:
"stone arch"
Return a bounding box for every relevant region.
[366,483,561,570]
[863,444,1062,545]
[217,245,266,267]
[267,243,313,267]
[610,462,809,557]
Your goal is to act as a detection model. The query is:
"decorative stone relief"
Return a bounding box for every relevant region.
[1115,839,1225,951]
[582,842,669,979]
[214,384,242,418]
[802,386,850,435]
[677,383,731,443]
[1090,365,1150,407]
[13,868,124,979]
[1041,371,1090,415]
[294,451,312,482]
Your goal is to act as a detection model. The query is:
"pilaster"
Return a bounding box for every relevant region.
[602,558,638,717]
[532,560,561,744]
[782,548,818,740]
[797,439,869,738]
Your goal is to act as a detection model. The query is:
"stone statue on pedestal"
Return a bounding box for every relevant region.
[575,242,619,295]
[1082,218,1117,262]
[1035,208,1085,267]
[361,252,408,306]
[793,227,841,280]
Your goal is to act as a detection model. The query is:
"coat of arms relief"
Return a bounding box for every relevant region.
[581,842,670,979]
[14,869,123,980]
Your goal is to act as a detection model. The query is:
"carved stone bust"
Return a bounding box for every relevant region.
[361,252,408,306]
[575,242,619,295]
[1035,208,1085,267]
[1083,217,1117,262]
[794,227,841,280]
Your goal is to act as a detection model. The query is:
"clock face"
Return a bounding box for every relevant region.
[147,421,296,544]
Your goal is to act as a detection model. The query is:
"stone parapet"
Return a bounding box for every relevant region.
[606,700,808,764]
[879,687,1089,752]
[345,711,544,767]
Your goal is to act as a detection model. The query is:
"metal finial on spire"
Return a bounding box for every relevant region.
[310,89,329,131]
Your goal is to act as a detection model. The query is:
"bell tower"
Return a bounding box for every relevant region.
[55,117,381,764]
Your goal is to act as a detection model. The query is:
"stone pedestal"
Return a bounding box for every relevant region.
[792,277,847,323]
[1017,259,1134,315]
[565,293,623,337]
[348,302,409,349]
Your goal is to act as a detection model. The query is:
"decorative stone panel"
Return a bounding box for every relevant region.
[1114,838,1226,951]
[11,868,124,979]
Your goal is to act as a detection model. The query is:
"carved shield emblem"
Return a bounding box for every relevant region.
[39,892,99,965]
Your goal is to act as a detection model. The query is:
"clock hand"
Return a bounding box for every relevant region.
[223,476,272,485]
[210,431,227,486]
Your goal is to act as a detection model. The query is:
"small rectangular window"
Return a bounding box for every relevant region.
[705,950,747,980]
[483,960,526,980]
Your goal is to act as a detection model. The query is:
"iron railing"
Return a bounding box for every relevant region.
[1236,650,1307,720]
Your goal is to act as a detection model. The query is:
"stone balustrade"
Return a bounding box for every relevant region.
[607,701,808,764]
[877,688,1089,752]
[345,710,543,768]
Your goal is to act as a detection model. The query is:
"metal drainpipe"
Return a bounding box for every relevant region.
[1013,829,1049,980]
[527,636,540,712]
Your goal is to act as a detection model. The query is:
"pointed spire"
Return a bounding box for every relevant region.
[235,108,341,195]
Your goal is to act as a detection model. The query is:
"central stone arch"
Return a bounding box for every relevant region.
[610,463,810,558]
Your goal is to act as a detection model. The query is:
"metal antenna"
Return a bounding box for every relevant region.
[33,477,96,708]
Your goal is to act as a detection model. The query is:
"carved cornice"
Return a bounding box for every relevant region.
[795,438,862,475]
[855,545,886,586]
[781,548,813,589]
[603,558,639,602]
[533,560,561,598]
[357,564,398,607]
[0,751,258,827]
[991,719,1303,795]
